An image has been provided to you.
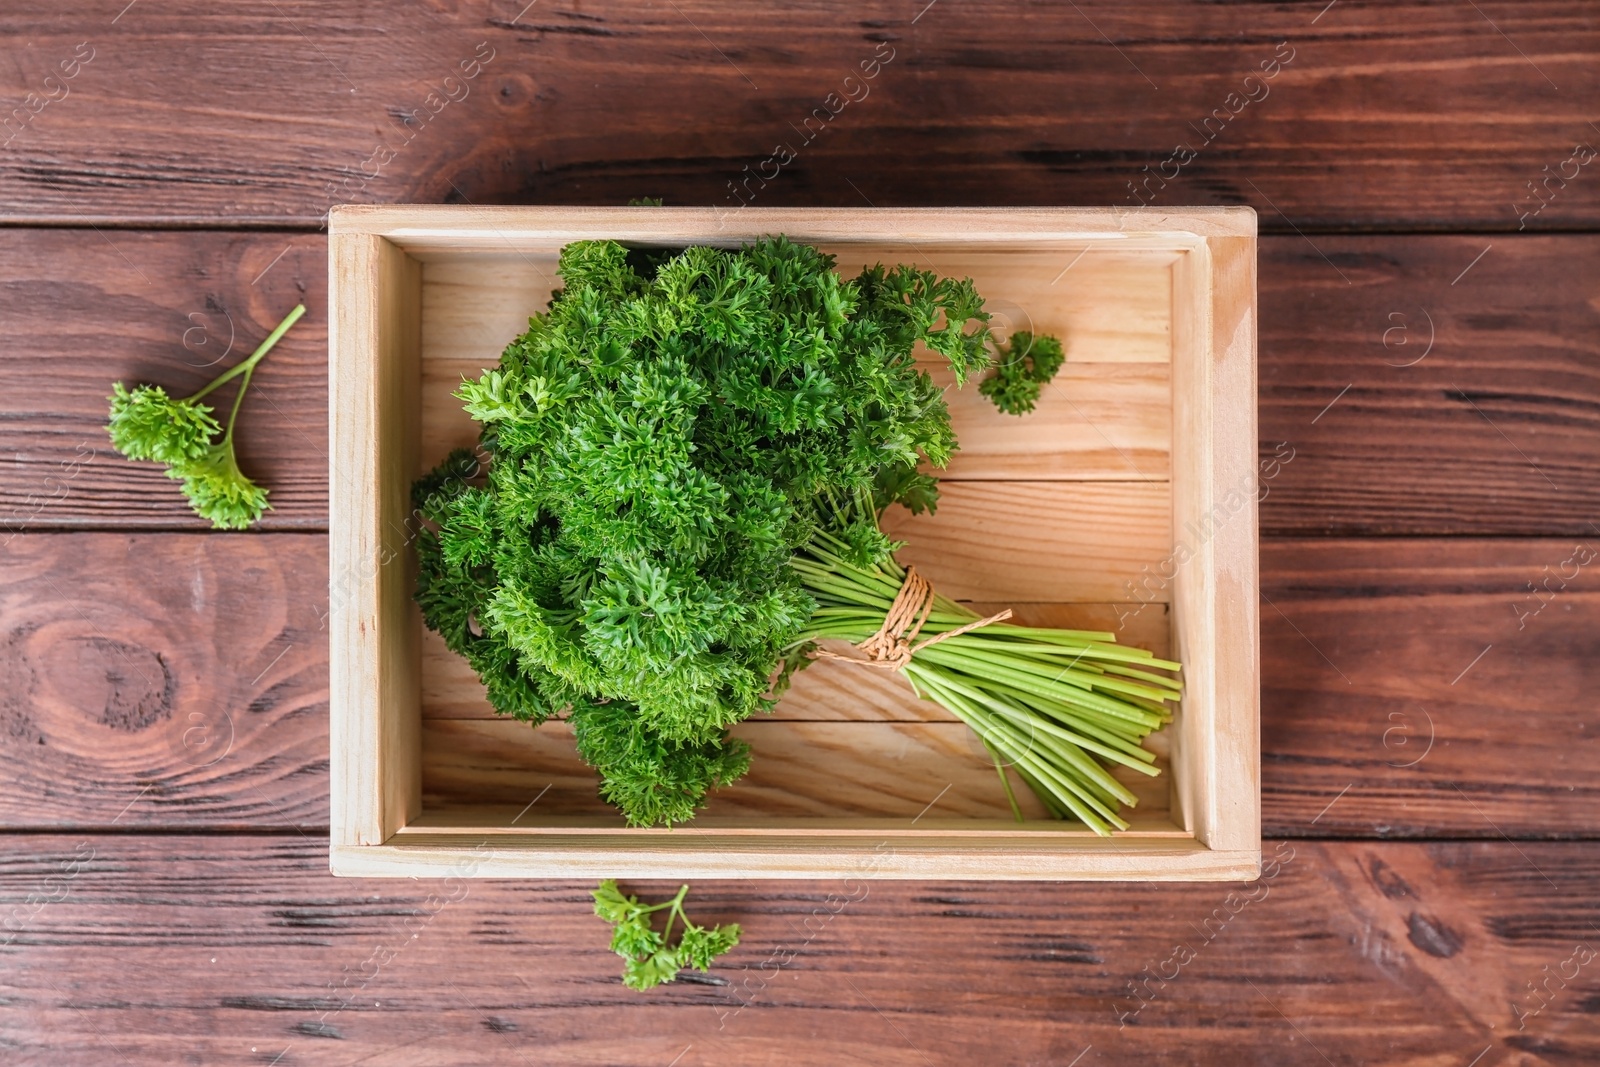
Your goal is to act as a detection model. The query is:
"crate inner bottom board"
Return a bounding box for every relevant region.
[413,241,1182,835]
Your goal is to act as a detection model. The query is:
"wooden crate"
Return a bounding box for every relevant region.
[328,206,1259,880]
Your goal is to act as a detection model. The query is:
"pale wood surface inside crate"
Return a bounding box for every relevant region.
[414,239,1180,829]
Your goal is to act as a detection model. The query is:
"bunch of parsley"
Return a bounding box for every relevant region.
[415,238,989,827]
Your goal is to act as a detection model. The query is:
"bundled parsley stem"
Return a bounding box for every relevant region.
[786,492,1178,835]
[107,303,305,529]
[414,237,1175,832]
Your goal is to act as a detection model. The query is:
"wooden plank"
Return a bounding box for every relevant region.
[2,4,1595,229]
[345,206,1248,247]
[338,835,1251,881]
[0,533,328,829]
[0,230,328,530]
[0,533,1592,837]
[7,231,1597,534]
[927,362,1170,480]
[1259,538,1600,838]
[1172,233,1260,853]
[418,253,553,468]
[898,249,1175,366]
[2,835,1597,1061]
[881,482,1171,603]
[1259,235,1600,535]
[329,233,421,847]
[420,718,1172,826]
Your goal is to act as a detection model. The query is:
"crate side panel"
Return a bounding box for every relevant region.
[329,235,423,847]
[1169,247,1213,842]
[337,205,1254,245]
[1168,236,1261,852]
[381,247,425,840]
[1203,235,1262,852]
[327,232,374,847]
[333,839,1249,882]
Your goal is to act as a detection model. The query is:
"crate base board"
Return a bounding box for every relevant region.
[419,718,1173,823]
[332,838,1261,881]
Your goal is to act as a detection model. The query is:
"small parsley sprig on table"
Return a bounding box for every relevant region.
[107,303,305,529]
[592,880,740,990]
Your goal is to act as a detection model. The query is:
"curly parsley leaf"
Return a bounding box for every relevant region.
[978,329,1065,415]
[107,383,220,465]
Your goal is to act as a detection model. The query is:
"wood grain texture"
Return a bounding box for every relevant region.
[928,361,1171,480]
[1,834,1596,1063]
[7,230,1597,535]
[0,230,329,530]
[1258,235,1600,536]
[1259,538,1600,839]
[0,533,328,829]
[343,205,1249,246]
[1,530,1593,839]
[1,3,1595,229]
[4,0,1596,1048]
[328,232,422,847]
[881,481,1172,603]
[1176,232,1260,853]
[419,718,1172,825]
[4,533,1592,837]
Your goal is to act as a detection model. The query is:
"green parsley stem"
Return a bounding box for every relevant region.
[188,303,307,404]
[788,494,1178,836]
[224,364,255,442]
[982,737,1026,823]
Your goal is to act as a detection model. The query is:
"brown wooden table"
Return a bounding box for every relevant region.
[2,3,1596,1063]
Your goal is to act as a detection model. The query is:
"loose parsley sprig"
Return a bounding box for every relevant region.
[108,304,305,529]
[592,880,740,990]
[979,329,1065,415]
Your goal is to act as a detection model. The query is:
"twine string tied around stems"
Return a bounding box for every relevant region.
[809,565,1012,671]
